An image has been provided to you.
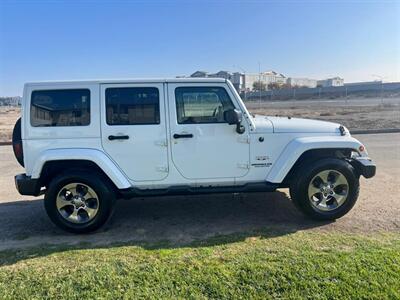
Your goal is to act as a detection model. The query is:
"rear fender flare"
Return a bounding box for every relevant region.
[31,148,131,189]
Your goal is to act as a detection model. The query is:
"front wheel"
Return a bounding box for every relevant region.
[290,158,360,220]
[44,171,116,233]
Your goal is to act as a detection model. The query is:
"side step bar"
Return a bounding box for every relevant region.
[119,182,280,199]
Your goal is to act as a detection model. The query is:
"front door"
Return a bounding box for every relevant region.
[101,83,168,181]
[168,83,250,180]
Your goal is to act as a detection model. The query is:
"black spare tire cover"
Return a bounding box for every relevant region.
[12,117,24,167]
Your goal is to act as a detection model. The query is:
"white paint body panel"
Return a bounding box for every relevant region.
[167,82,250,180]
[20,78,369,191]
[100,83,169,182]
[267,116,342,134]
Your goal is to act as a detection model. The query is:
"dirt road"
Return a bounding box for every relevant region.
[0,133,398,250]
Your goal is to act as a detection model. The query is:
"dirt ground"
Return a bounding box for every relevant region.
[0,133,398,251]
[246,97,400,131]
[0,107,19,142]
[1,97,399,142]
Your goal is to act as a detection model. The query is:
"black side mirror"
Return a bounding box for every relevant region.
[224,109,245,134]
[224,109,242,125]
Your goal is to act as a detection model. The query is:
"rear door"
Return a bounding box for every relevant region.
[101,83,168,181]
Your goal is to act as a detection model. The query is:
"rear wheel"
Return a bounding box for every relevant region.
[44,170,116,233]
[290,158,359,220]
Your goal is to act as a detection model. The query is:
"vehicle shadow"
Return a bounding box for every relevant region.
[0,190,332,265]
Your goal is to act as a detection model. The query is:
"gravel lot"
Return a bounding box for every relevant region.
[0,133,398,250]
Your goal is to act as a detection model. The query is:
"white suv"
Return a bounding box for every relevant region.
[13,78,375,233]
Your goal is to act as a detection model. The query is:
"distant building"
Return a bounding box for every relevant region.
[209,70,231,79]
[190,71,209,77]
[244,72,285,91]
[317,77,344,87]
[287,77,317,88]
[190,71,287,92]
[230,72,245,92]
[264,71,287,85]
[189,70,287,92]
[244,71,287,91]
[190,70,244,91]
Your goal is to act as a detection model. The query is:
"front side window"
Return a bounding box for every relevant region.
[106,87,160,125]
[175,87,235,124]
[31,89,90,127]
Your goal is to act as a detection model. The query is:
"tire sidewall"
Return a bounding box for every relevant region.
[292,158,359,220]
[44,171,115,233]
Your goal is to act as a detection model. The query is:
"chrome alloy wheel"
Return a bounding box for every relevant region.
[56,183,99,224]
[307,170,349,212]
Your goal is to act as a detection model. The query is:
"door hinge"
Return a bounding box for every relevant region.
[238,135,250,144]
[156,166,169,173]
[155,140,168,147]
[237,163,250,169]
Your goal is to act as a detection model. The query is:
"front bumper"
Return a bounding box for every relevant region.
[349,157,376,179]
[15,174,42,196]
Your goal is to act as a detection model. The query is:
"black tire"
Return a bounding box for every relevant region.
[44,170,116,233]
[289,158,359,220]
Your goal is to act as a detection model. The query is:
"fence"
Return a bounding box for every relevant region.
[244,82,400,101]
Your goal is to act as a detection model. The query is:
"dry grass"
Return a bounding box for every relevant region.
[246,101,400,132]
[0,108,20,142]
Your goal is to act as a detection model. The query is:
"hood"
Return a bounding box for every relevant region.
[252,115,274,133]
[267,116,343,134]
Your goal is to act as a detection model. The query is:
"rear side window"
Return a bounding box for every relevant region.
[105,87,160,125]
[175,87,235,124]
[31,89,90,127]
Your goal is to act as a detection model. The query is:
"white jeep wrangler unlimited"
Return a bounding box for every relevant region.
[13,78,375,233]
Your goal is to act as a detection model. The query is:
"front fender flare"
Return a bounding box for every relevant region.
[266,136,366,183]
[31,148,131,189]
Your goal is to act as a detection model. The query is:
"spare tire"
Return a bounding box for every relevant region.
[12,117,24,167]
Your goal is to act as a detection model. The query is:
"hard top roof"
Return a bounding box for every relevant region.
[25,77,227,86]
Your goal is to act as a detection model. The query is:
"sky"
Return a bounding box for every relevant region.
[0,0,399,96]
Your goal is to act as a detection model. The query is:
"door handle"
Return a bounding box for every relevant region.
[173,133,193,139]
[108,135,129,141]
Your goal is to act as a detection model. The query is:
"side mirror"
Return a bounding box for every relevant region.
[224,109,242,125]
[224,109,245,134]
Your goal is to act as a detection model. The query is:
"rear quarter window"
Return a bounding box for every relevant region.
[30,89,90,127]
